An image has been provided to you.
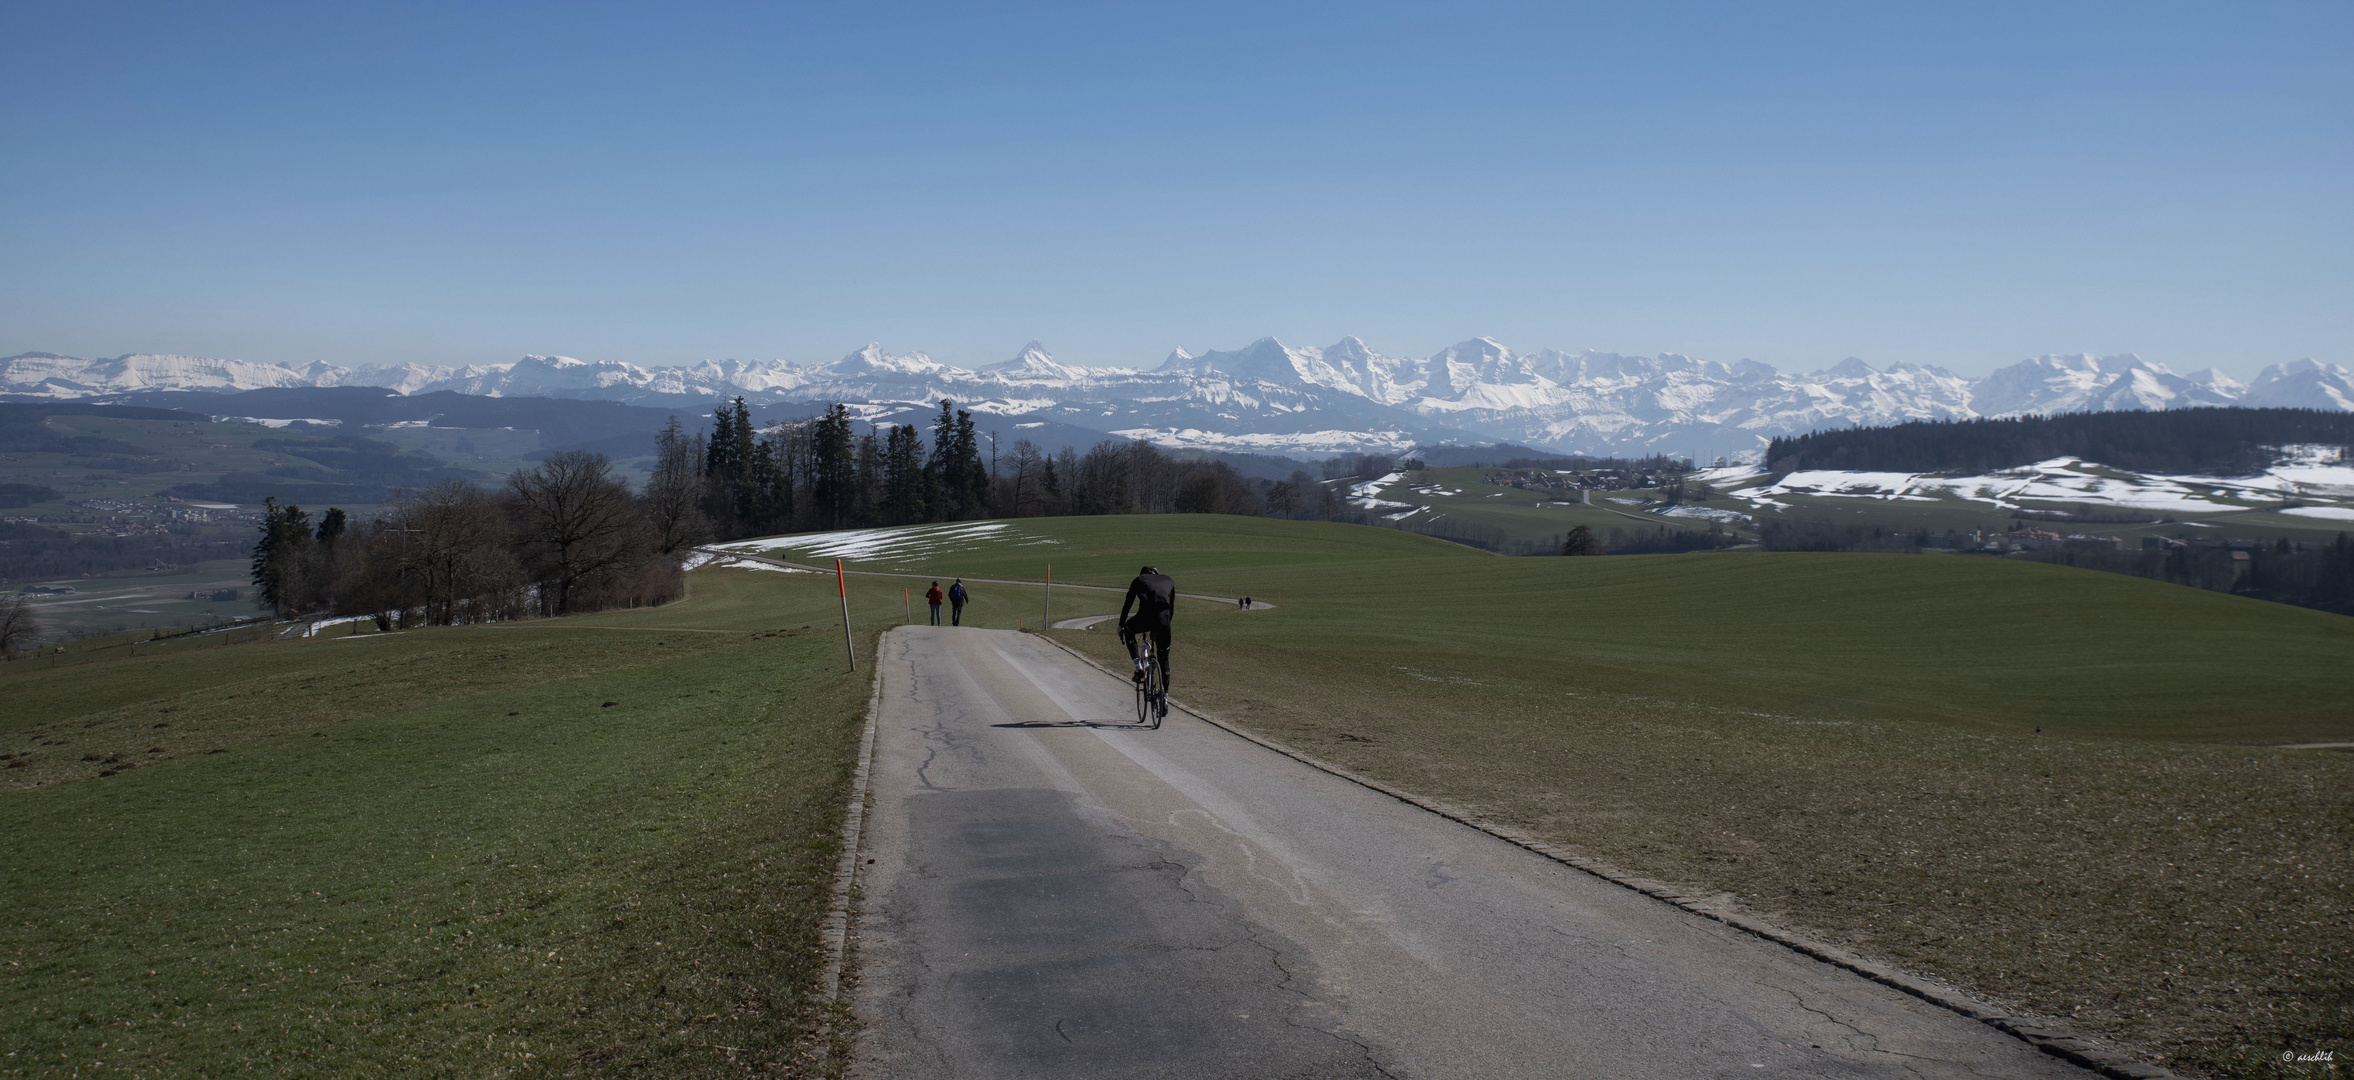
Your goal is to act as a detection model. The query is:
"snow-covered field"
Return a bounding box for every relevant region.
[714,520,1054,564]
[1722,451,2354,516]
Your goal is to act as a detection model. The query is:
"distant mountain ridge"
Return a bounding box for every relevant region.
[6,340,2348,460]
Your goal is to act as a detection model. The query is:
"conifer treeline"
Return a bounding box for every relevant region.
[1766,408,2354,476]
[680,397,1344,544]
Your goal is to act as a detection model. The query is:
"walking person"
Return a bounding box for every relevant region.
[948,579,969,626]
[924,581,944,626]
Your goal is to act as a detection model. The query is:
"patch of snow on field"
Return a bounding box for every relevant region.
[297,615,376,637]
[2282,506,2354,521]
[681,550,719,571]
[1345,472,1417,512]
[229,417,342,428]
[721,557,806,572]
[1734,457,2354,515]
[1655,505,1752,523]
[719,521,1022,562]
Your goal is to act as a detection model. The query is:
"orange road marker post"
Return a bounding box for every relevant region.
[836,558,856,672]
[903,587,911,624]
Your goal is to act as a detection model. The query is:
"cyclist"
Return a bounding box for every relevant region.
[1118,565,1175,688]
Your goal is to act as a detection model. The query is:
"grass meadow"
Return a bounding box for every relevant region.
[810,513,2349,1078]
[8,516,2348,1078]
[1,568,887,1078]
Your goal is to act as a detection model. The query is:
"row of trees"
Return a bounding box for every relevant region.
[1754,516,2354,616]
[1764,408,2354,477]
[671,398,1352,544]
[249,450,683,627]
[2011,534,2354,615]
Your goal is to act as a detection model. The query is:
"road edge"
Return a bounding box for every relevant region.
[1028,630,2181,1080]
[810,625,888,1071]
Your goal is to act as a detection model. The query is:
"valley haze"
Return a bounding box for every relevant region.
[8,340,2351,461]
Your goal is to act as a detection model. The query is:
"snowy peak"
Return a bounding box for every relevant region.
[978,341,1089,383]
[828,343,943,378]
[1970,352,2242,416]
[2243,359,2354,411]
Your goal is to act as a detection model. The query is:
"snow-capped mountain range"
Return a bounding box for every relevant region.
[6,340,2349,460]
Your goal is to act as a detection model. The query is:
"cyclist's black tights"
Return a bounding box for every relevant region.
[1121,622,1171,684]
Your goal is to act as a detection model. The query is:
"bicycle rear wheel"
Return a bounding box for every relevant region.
[1135,640,1155,725]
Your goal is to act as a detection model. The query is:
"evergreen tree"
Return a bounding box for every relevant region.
[952,408,988,516]
[884,423,927,524]
[854,431,883,525]
[924,400,956,520]
[750,435,793,534]
[700,398,759,537]
[811,404,858,528]
[250,497,315,616]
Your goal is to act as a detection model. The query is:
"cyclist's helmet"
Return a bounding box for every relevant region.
[1140,565,1159,575]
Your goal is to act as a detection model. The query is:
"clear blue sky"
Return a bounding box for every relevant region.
[3,1,2346,377]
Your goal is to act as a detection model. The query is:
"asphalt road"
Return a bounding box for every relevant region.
[849,626,2090,1080]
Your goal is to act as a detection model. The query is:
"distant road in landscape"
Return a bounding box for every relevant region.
[849,626,2091,1079]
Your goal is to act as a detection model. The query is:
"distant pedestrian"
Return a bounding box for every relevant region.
[948,579,969,626]
[925,581,944,626]
[1243,595,1253,610]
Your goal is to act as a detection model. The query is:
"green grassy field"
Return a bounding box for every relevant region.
[766,513,2349,1077]
[764,513,2354,740]
[0,568,887,1078]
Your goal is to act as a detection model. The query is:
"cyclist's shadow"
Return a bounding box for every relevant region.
[991,719,1150,729]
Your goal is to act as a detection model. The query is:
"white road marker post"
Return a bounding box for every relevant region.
[837,558,856,672]
[1042,562,1051,628]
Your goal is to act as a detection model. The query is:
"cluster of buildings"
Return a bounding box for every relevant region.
[1483,467,1681,495]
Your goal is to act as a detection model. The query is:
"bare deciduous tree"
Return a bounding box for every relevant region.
[645,417,711,554]
[0,593,40,659]
[396,480,520,625]
[508,451,644,616]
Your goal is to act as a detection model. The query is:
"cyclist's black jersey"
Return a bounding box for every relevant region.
[1121,573,1176,630]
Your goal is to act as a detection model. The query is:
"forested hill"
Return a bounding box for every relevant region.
[1765,408,2354,476]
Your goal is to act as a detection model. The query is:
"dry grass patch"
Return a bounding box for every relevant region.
[1054,629,2354,1079]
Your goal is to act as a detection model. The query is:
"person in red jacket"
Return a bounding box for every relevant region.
[924,581,944,626]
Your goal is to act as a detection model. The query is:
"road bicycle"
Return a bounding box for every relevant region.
[1133,634,1167,728]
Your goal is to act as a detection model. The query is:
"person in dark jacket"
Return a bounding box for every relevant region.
[948,579,969,626]
[924,581,944,626]
[1118,565,1176,686]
